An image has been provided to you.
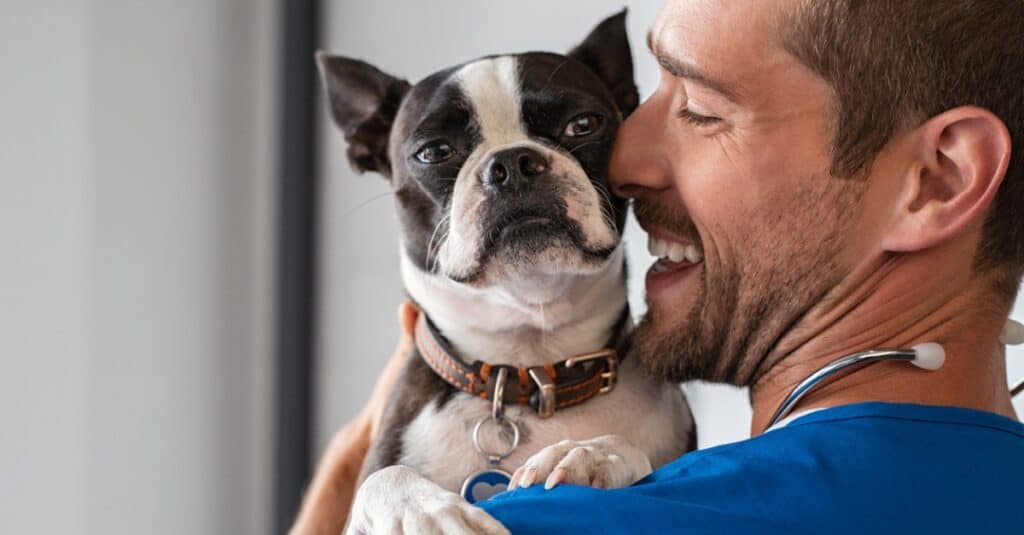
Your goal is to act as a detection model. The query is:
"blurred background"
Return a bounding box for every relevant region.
[3,1,1022,534]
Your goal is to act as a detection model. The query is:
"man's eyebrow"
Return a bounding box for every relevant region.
[645,29,740,101]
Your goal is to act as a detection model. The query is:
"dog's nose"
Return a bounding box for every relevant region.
[480,147,548,190]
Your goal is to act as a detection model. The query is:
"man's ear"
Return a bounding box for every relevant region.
[882,106,1012,253]
[316,52,411,176]
[568,9,639,117]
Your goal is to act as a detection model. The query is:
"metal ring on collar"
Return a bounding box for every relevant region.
[472,415,520,462]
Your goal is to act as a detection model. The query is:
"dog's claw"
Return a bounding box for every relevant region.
[544,467,567,490]
[521,467,537,488]
[508,469,521,491]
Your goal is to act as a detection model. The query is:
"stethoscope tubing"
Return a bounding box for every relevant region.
[765,349,918,429]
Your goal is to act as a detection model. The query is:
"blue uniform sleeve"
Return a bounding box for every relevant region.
[477,480,786,534]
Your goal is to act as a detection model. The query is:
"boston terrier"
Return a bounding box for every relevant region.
[318,11,695,534]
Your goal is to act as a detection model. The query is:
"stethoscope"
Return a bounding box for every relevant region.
[765,319,1024,429]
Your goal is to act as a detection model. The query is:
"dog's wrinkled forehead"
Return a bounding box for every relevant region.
[389,53,618,182]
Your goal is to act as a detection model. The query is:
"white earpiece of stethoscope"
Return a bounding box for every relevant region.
[1000,319,1024,346]
[909,343,946,370]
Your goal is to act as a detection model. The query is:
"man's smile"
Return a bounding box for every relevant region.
[641,222,704,297]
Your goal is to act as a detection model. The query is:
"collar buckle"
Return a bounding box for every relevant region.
[565,349,619,394]
[527,368,556,418]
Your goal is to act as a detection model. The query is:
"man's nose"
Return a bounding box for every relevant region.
[609,92,674,198]
[480,147,548,192]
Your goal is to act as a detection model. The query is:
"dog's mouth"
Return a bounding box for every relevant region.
[480,204,618,266]
[485,207,575,252]
[494,212,564,243]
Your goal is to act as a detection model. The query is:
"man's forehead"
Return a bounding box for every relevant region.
[651,0,794,40]
[648,0,795,100]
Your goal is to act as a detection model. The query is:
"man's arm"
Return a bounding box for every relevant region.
[289,302,419,535]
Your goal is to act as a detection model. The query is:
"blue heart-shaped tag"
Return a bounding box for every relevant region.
[461,469,512,504]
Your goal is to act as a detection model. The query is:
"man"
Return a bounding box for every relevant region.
[294,0,1024,532]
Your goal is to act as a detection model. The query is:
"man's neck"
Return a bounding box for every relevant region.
[750,239,1017,434]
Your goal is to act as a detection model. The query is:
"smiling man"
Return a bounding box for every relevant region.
[476,0,1024,531]
[294,0,1024,533]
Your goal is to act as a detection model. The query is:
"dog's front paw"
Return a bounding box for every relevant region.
[509,435,653,491]
[346,465,509,535]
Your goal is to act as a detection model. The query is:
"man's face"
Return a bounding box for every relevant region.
[612,0,867,385]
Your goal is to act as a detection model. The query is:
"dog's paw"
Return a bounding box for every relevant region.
[509,435,653,491]
[346,465,509,535]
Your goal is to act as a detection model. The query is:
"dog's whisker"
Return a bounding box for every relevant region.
[426,213,451,260]
[343,190,397,218]
[568,141,603,156]
[541,60,568,92]
[592,181,620,232]
[427,226,451,273]
[428,228,451,273]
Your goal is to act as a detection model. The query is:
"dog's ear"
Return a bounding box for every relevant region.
[568,9,639,117]
[316,52,411,176]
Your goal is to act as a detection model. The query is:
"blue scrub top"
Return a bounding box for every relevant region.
[480,402,1024,534]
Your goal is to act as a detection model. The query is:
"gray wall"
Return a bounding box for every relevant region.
[1,1,275,533]
[317,1,1024,454]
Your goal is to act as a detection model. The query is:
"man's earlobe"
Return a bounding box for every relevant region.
[882,106,1012,252]
[316,52,411,176]
[568,9,639,117]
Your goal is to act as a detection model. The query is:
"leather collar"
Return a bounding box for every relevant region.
[413,306,631,418]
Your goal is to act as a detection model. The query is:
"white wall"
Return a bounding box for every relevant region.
[0,1,275,534]
[1,2,91,532]
[317,0,1024,456]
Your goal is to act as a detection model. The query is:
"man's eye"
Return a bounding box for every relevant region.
[563,113,604,137]
[415,142,455,164]
[677,108,722,127]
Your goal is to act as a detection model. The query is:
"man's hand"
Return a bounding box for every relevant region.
[289,302,419,535]
[508,435,653,490]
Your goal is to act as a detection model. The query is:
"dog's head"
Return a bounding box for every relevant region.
[319,11,637,288]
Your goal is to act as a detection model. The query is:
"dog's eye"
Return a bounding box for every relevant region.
[563,114,603,138]
[415,142,455,164]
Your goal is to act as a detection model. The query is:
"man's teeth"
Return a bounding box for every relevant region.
[647,236,704,263]
[648,235,668,258]
[667,242,687,262]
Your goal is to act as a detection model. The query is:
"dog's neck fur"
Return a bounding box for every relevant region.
[400,245,628,369]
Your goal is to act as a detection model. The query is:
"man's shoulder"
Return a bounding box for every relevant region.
[480,403,1024,534]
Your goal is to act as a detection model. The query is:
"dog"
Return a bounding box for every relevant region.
[317,11,696,534]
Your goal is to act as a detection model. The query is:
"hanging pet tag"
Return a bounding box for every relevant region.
[461,414,520,504]
[461,467,512,504]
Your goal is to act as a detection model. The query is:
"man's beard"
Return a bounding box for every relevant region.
[628,177,864,387]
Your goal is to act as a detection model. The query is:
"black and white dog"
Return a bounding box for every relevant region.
[318,12,695,534]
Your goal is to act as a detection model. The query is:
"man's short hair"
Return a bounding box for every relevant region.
[781,0,1024,298]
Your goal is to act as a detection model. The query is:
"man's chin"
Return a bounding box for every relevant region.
[629,280,716,383]
[628,308,689,382]
[637,277,701,346]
